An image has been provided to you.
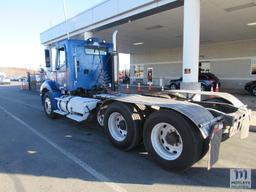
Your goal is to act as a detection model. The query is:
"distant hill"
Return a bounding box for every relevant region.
[0,67,36,77]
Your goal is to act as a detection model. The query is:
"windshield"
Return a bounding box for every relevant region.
[85,46,107,55]
[205,73,217,79]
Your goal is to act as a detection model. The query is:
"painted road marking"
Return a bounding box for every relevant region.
[0,96,42,111]
[0,104,127,192]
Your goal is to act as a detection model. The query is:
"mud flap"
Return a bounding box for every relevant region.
[207,123,223,170]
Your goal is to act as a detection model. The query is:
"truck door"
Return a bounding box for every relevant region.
[56,47,67,88]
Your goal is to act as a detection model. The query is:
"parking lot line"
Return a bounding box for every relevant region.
[0,95,42,111]
[0,104,127,192]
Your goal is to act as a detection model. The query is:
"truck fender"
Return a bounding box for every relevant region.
[102,96,216,139]
[40,80,61,109]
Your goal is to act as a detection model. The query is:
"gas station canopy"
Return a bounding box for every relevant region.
[41,0,256,54]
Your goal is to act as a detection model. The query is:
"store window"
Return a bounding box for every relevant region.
[134,65,144,78]
[251,58,256,75]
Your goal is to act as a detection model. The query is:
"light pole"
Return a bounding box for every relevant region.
[62,0,70,39]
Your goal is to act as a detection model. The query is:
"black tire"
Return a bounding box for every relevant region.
[169,83,177,90]
[251,87,256,96]
[201,85,206,91]
[42,92,57,119]
[199,138,210,161]
[143,109,203,170]
[104,102,142,151]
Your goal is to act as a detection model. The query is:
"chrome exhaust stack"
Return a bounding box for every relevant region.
[112,30,119,90]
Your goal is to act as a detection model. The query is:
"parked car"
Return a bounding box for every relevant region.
[0,74,11,84]
[122,76,130,84]
[10,77,16,81]
[166,73,220,91]
[244,80,256,96]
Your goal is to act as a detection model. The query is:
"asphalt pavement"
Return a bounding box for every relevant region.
[0,85,255,192]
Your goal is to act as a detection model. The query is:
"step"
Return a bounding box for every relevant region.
[54,110,68,116]
[66,114,89,122]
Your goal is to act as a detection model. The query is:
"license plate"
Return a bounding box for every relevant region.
[207,124,223,170]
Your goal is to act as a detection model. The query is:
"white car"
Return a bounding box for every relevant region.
[0,75,11,84]
[3,78,11,84]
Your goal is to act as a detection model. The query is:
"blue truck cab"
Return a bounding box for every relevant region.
[41,38,113,95]
[40,38,114,111]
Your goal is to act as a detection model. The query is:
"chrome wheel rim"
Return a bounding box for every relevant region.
[108,112,127,142]
[151,123,183,160]
[170,84,176,90]
[252,88,256,96]
[97,110,104,127]
[44,97,52,115]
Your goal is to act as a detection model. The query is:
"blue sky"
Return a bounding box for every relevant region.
[0,0,104,69]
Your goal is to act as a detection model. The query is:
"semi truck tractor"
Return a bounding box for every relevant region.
[40,32,251,170]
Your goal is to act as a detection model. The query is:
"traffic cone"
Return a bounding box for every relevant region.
[137,82,141,93]
[211,85,214,92]
[216,83,219,92]
[126,83,130,94]
[209,85,214,99]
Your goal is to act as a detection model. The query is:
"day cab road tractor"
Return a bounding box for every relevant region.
[40,31,251,171]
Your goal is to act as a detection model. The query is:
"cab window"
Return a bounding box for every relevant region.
[85,46,107,55]
[56,47,66,71]
[51,47,57,71]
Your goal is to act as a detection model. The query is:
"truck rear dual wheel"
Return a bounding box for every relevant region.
[104,102,142,151]
[143,109,203,170]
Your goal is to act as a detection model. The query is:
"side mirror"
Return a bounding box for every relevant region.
[44,49,51,68]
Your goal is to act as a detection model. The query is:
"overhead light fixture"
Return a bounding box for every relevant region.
[133,42,144,46]
[248,22,256,26]
[145,25,164,31]
[224,2,256,12]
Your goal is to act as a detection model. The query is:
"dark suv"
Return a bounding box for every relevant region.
[166,73,220,91]
[244,81,256,96]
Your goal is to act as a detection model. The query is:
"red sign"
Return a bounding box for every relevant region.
[147,68,153,83]
[184,68,191,74]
